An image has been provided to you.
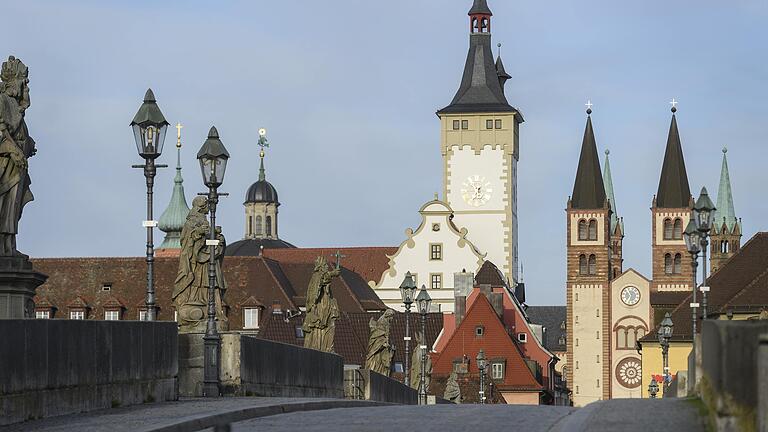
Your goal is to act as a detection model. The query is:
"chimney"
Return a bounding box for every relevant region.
[455,295,467,328]
[454,270,474,298]
[490,293,503,318]
[479,284,492,299]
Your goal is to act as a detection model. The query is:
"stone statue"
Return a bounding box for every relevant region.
[172,196,227,332]
[444,371,462,404]
[302,256,341,352]
[410,331,432,391]
[365,309,396,376]
[0,56,35,256]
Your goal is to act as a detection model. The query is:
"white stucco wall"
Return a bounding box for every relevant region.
[571,283,605,406]
[610,270,651,399]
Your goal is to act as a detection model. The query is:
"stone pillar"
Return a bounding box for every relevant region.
[758,334,768,432]
[0,257,47,319]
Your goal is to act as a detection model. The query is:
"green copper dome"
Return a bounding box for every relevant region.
[158,145,190,249]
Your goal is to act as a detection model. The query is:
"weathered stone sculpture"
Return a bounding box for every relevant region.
[444,371,462,404]
[0,56,46,319]
[0,56,35,257]
[173,196,227,332]
[365,309,396,376]
[303,256,340,352]
[410,331,432,390]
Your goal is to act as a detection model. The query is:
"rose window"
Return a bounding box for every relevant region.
[616,358,642,388]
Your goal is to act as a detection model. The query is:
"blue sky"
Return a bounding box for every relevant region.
[7,0,768,305]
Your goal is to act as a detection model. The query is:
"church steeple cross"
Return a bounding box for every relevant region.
[333,250,346,270]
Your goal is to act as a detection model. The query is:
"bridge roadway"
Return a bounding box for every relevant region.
[3,397,705,432]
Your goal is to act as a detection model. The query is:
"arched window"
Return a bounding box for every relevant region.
[254,216,262,236]
[266,216,272,237]
[722,241,729,254]
[627,327,637,348]
[578,220,588,240]
[588,255,597,275]
[588,219,598,240]
[637,328,646,339]
[673,218,683,239]
[674,253,682,274]
[664,219,673,240]
[665,254,673,274]
[579,255,587,275]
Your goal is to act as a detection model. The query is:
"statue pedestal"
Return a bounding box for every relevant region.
[0,256,47,319]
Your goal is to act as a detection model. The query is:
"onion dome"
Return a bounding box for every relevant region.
[158,127,190,250]
[245,157,279,205]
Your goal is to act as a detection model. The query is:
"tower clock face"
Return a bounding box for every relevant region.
[621,286,641,306]
[461,175,492,207]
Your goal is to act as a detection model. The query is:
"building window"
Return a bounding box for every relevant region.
[248,215,253,236]
[70,311,85,320]
[453,360,469,374]
[665,253,673,274]
[486,119,494,129]
[578,219,588,240]
[673,218,683,239]
[105,310,120,321]
[475,325,485,337]
[495,119,502,129]
[295,326,305,338]
[265,216,272,237]
[430,244,442,261]
[596,355,600,363]
[430,273,442,290]
[575,293,579,302]
[664,218,673,240]
[255,216,263,236]
[588,219,598,240]
[517,333,527,343]
[596,331,600,339]
[139,310,148,321]
[559,336,566,346]
[36,310,50,319]
[596,309,600,317]
[617,328,628,348]
[579,255,587,275]
[597,379,600,388]
[576,361,579,369]
[588,254,597,275]
[461,120,469,130]
[244,307,260,329]
[491,362,504,379]
[575,315,579,324]
[576,338,579,347]
[393,362,404,373]
[453,120,460,130]
[101,284,112,292]
[576,385,580,394]
[674,253,682,274]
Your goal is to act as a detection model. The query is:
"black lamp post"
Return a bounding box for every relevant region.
[694,187,715,320]
[130,89,169,321]
[657,312,674,395]
[399,272,417,386]
[416,285,431,405]
[683,220,701,341]
[197,126,230,398]
[648,378,659,399]
[476,349,487,405]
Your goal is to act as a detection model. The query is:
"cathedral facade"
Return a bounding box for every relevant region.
[566,107,742,406]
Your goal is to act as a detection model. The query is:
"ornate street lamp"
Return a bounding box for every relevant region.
[130,89,169,321]
[476,349,487,405]
[648,378,659,399]
[197,126,230,398]
[399,272,417,386]
[416,285,432,405]
[657,312,674,395]
[693,187,716,320]
[683,220,702,341]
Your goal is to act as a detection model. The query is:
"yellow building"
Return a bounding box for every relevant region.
[639,340,692,398]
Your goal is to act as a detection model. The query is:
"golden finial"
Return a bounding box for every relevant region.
[175,123,183,148]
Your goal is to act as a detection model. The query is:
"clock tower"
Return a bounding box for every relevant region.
[438,0,524,284]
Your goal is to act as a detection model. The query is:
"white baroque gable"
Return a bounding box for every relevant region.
[373,199,485,312]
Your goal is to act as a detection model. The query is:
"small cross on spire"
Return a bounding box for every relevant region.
[670,98,678,113]
[585,100,593,115]
[332,250,346,270]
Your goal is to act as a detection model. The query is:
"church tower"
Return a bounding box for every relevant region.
[603,149,624,279]
[651,106,693,292]
[244,130,280,241]
[710,148,741,273]
[566,108,612,406]
[438,0,524,284]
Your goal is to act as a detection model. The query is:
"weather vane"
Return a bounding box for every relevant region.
[175,123,183,148]
[257,128,269,158]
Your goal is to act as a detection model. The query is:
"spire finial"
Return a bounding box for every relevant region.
[175,123,183,173]
[257,128,269,182]
[670,98,678,113]
[605,149,610,156]
[585,99,593,115]
[497,42,502,58]
[723,146,728,154]
[434,192,439,201]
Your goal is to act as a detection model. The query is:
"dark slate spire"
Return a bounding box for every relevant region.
[656,107,691,208]
[495,50,511,94]
[571,109,606,209]
[469,0,493,15]
[438,1,521,118]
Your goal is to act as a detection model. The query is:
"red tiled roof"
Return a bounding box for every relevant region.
[263,247,396,285]
[475,261,507,287]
